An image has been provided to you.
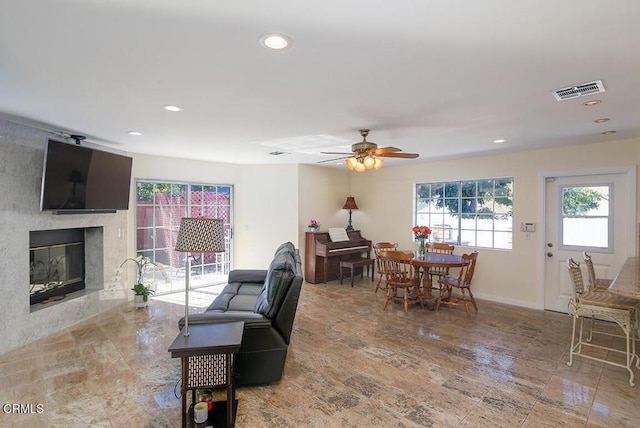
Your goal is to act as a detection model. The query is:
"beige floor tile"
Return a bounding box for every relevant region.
[1,277,639,427]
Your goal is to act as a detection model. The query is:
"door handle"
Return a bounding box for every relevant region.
[547,252,553,258]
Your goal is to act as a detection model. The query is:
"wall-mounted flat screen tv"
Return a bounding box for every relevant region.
[40,139,133,213]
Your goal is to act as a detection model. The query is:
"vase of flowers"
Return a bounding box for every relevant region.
[308,219,320,233]
[412,225,431,256]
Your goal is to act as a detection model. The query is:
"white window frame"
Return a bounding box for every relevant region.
[558,182,613,253]
[135,180,233,294]
[415,178,513,250]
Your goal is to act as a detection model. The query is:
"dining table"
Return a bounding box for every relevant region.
[411,251,470,300]
[608,256,640,299]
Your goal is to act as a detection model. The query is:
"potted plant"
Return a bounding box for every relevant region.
[308,219,320,232]
[131,282,155,308]
[120,255,167,309]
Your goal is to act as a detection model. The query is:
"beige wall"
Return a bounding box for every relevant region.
[297,164,351,261]
[350,137,640,308]
[130,137,640,310]
[131,155,299,268]
[6,116,637,357]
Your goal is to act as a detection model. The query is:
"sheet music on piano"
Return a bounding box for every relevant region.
[328,228,349,242]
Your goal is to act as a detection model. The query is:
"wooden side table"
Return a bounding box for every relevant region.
[168,322,244,428]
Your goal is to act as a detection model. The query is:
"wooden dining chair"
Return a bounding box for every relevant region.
[379,250,423,315]
[435,251,478,317]
[373,242,398,293]
[426,242,455,293]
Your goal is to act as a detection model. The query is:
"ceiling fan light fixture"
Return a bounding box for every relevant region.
[345,157,358,170]
[321,129,417,170]
[363,155,376,169]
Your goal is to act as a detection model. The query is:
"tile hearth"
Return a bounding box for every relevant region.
[1,279,640,427]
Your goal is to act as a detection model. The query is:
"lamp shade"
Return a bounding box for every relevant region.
[175,217,225,253]
[345,157,358,170]
[342,196,358,210]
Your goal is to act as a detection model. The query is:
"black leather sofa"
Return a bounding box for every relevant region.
[179,242,303,386]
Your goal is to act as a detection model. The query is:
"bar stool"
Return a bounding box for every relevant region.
[566,258,639,386]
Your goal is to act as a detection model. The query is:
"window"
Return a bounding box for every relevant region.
[415,178,513,249]
[560,184,611,251]
[136,181,232,294]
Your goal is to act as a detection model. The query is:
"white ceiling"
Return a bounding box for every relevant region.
[1,1,639,168]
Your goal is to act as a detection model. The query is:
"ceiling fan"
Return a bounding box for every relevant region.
[318,129,419,171]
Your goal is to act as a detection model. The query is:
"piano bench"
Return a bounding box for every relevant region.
[339,258,375,287]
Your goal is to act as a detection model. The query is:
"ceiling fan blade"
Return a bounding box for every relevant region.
[317,156,351,164]
[321,151,353,155]
[373,146,402,155]
[377,152,420,159]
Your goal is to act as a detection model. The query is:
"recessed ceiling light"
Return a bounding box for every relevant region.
[128,131,142,136]
[583,100,602,106]
[492,139,506,144]
[163,105,182,112]
[602,130,617,135]
[259,33,292,50]
[594,118,610,123]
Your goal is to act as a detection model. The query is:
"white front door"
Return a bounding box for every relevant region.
[543,170,635,313]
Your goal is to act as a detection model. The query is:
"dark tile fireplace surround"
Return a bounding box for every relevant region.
[29,228,86,305]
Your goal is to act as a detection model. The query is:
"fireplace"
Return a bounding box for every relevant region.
[29,228,85,305]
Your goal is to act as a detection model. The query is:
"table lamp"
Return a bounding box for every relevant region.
[342,196,358,231]
[175,217,225,336]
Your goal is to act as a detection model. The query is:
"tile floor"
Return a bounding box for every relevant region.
[2,278,640,427]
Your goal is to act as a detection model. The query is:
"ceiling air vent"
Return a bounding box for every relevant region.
[552,80,605,101]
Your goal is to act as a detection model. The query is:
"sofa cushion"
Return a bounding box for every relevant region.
[208,292,262,312]
[228,269,268,284]
[221,282,263,296]
[254,248,297,318]
[206,282,264,312]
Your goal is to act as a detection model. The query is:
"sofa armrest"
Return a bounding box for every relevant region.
[178,311,272,330]
[228,269,268,283]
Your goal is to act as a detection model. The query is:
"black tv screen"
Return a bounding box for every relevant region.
[40,139,133,213]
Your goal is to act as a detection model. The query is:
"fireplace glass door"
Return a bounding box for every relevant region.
[30,228,85,305]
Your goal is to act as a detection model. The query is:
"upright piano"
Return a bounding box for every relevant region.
[305,230,372,284]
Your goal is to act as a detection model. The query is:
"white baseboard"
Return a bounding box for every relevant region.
[473,292,543,310]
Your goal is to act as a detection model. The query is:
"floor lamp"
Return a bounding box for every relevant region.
[175,217,225,337]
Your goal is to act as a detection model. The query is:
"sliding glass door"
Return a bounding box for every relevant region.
[136,181,232,294]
